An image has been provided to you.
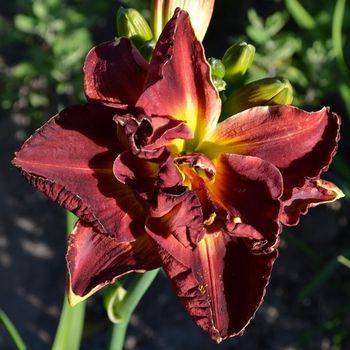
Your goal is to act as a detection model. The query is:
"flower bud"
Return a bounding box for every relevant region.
[152,0,215,41]
[212,77,227,92]
[208,58,225,79]
[223,77,294,116]
[117,7,153,48]
[222,42,255,84]
[208,58,226,91]
[139,40,156,62]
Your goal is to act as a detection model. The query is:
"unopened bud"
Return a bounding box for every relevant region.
[223,77,294,116]
[212,77,227,92]
[208,58,225,79]
[139,40,156,62]
[208,58,226,92]
[152,0,214,41]
[222,42,255,84]
[117,7,153,48]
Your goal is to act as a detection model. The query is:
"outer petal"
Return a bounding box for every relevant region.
[137,9,221,147]
[84,38,149,107]
[13,104,144,241]
[281,179,345,226]
[208,154,283,251]
[152,0,215,41]
[67,221,161,306]
[147,220,278,341]
[199,106,340,195]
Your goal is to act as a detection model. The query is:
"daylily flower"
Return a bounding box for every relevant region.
[13,9,343,342]
[152,0,215,41]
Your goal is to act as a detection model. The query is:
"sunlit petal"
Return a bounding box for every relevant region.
[67,221,161,306]
[137,9,221,150]
[84,38,149,107]
[13,104,144,241]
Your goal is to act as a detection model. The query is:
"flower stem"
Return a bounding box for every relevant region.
[109,269,160,350]
[52,212,86,350]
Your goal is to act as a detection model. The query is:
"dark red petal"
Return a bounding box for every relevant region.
[208,154,283,251]
[84,39,149,107]
[113,150,158,198]
[175,153,216,180]
[281,179,345,226]
[137,9,221,146]
[114,111,192,159]
[147,223,278,341]
[156,153,183,189]
[148,190,204,248]
[201,106,340,195]
[194,234,278,341]
[67,221,161,305]
[13,104,144,241]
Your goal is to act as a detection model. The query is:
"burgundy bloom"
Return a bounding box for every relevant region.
[13,9,343,342]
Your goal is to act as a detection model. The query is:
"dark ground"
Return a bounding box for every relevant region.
[1,110,350,350]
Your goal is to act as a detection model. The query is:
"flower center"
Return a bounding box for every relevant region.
[173,153,216,191]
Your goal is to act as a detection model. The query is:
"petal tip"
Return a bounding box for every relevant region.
[67,284,88,307]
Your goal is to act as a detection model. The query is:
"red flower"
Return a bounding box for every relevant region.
[13,9,343,342]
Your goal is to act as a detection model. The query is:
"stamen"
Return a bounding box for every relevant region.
[233,216,242,224]
[204,212,216,226]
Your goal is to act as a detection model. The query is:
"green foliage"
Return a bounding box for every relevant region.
[0,308,26,350]
[0,0,110,124]
[51,212,86,350]
[243,3,350,109]
[242,4,350,349]
[285,0,316,29]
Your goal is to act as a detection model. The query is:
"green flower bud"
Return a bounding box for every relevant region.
[222,42,255,84]
[223,77,294,116]
[139,40,156,62]
[117,7,153,48]
[208,58,225,79]
[152,0,214,41]
[212,77,227,92]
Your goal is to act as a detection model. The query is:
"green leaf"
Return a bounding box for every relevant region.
[108,270,160,350]
[13,63,37,79]
[337,255,350,269]
[339,83,350,115]
[51,297,86,350]
[33,0,49,19]
[298,250,350,301]
[285,0,316,29]
[104,282,127,324]
[0,308,27,350]
[14,15,36,33]
[265,11,288,37]
[332,0,350,76]
[29,93,49,107]
[51,212,86,350]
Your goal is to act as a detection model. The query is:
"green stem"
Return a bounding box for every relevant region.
[51,212,86,350]
[285,0,316,30]
[332,0,349,76]
[338,255,350,269]
[0,308,27,350]
[109,269,160,350]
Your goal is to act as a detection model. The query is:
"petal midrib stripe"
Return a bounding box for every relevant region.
[15,159,114,174]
